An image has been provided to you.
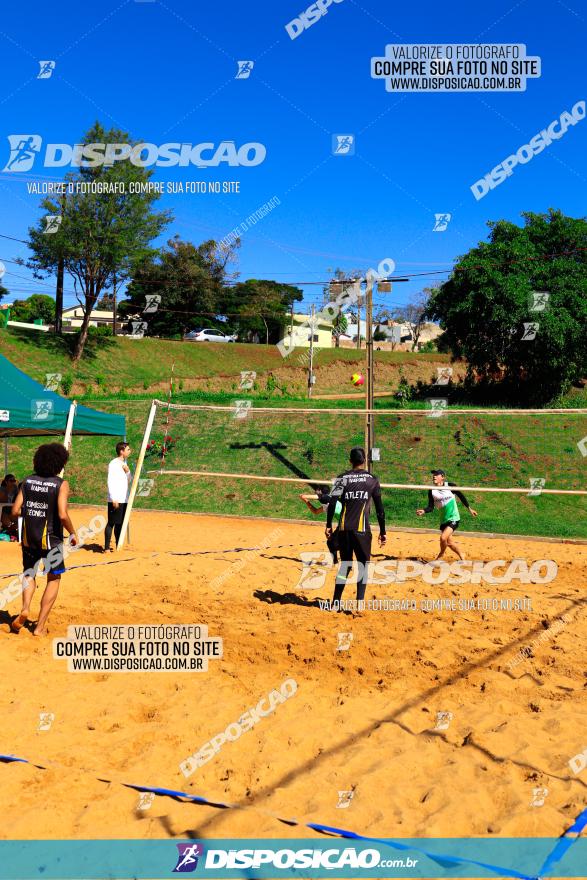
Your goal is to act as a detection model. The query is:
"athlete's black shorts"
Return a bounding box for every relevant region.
[107,502,127,525]
[22,544,66,577]
[440,520,459,532]
[337,530,373,565]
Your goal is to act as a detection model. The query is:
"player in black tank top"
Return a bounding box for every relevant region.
[326,447,386,609]
[10,444,78,637]
[21,474,64,550]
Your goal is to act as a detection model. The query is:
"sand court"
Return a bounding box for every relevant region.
[0,508,585,844]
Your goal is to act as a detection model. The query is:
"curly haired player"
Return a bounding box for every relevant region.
[10,443,78,636]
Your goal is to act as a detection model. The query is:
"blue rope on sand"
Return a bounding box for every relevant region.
[2,752,585,879]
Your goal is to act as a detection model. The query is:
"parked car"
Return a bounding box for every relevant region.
[184,327,236,342]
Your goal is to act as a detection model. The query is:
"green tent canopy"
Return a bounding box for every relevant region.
[0,353,125,438]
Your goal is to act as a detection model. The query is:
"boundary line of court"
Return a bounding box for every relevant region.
[66,504,587,545]
[1,752,586,880]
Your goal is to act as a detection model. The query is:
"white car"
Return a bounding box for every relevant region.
[184,327,236,342]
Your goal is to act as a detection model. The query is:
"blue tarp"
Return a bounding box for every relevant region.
[0,353,125,437]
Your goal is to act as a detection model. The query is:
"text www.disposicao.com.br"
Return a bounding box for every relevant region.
[70,657,201,671]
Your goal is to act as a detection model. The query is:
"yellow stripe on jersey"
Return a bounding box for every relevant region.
[340,504,346,530]
[41,522,48,550]
[358,503,365,532]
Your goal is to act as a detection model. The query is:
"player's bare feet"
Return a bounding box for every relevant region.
[33,625,48,637]
[10,612,28,634]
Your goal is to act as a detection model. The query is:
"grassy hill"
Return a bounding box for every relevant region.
[1,328,586,539]
[0,326,458,397]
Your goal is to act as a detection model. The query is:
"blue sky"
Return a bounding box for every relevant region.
[0,0,585,315]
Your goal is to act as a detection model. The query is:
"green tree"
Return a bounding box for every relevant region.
[96,292,115,310]
[10,294,55,324]
[331,311,348,346]
[0,283,9,327]
[122,237,237,338]
[426,209,587,403]
[225,279,303,344]
[24,121,171,362]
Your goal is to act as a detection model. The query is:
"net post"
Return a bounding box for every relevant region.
[117,399,158,551]
[364,276,374,464]
[60,400,77,477]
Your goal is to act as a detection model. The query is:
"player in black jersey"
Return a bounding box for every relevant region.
[325,447,386,609]
[10,443,78,636]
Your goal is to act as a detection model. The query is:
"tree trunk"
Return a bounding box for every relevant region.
[54,258,64,334]
[72,284,96,363]
[72,308,92,363]
[112,275,117,336]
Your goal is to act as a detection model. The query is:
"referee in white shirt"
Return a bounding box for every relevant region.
[105,442,132,552]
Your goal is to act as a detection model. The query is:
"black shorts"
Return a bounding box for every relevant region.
[107,502,127,526]
[440,520,459,532]
[22,544,66,577]
[337,530,373,564]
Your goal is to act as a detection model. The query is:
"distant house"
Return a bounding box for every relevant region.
[340,320,409,344]
[281,314,334,349]
[62,306,113,329]
[375,321,411,343]
[340,319,367,341]
[377,320,443,348]
[338,319,443,350]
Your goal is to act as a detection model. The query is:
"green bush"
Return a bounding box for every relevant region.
[265,373,278,394]
[60,373,73,396]
[88,325,113,338]
[395,369,413,407]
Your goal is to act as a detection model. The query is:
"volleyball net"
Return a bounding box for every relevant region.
[117,400,587,547]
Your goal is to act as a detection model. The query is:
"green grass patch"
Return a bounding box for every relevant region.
[1,331,585,539]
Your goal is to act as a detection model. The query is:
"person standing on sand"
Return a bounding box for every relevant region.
[10,443,78,637]
[325,447,386,609]
[416,469,477,560]
[0,474,19,534]
[105,442,132,552]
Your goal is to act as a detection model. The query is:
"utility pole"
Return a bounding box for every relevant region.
[364,276,374,467]
[356,285,362,350]
[54,189,66,334]
[308,303,315,398]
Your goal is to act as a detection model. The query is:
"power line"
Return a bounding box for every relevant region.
[0,233,29,244]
